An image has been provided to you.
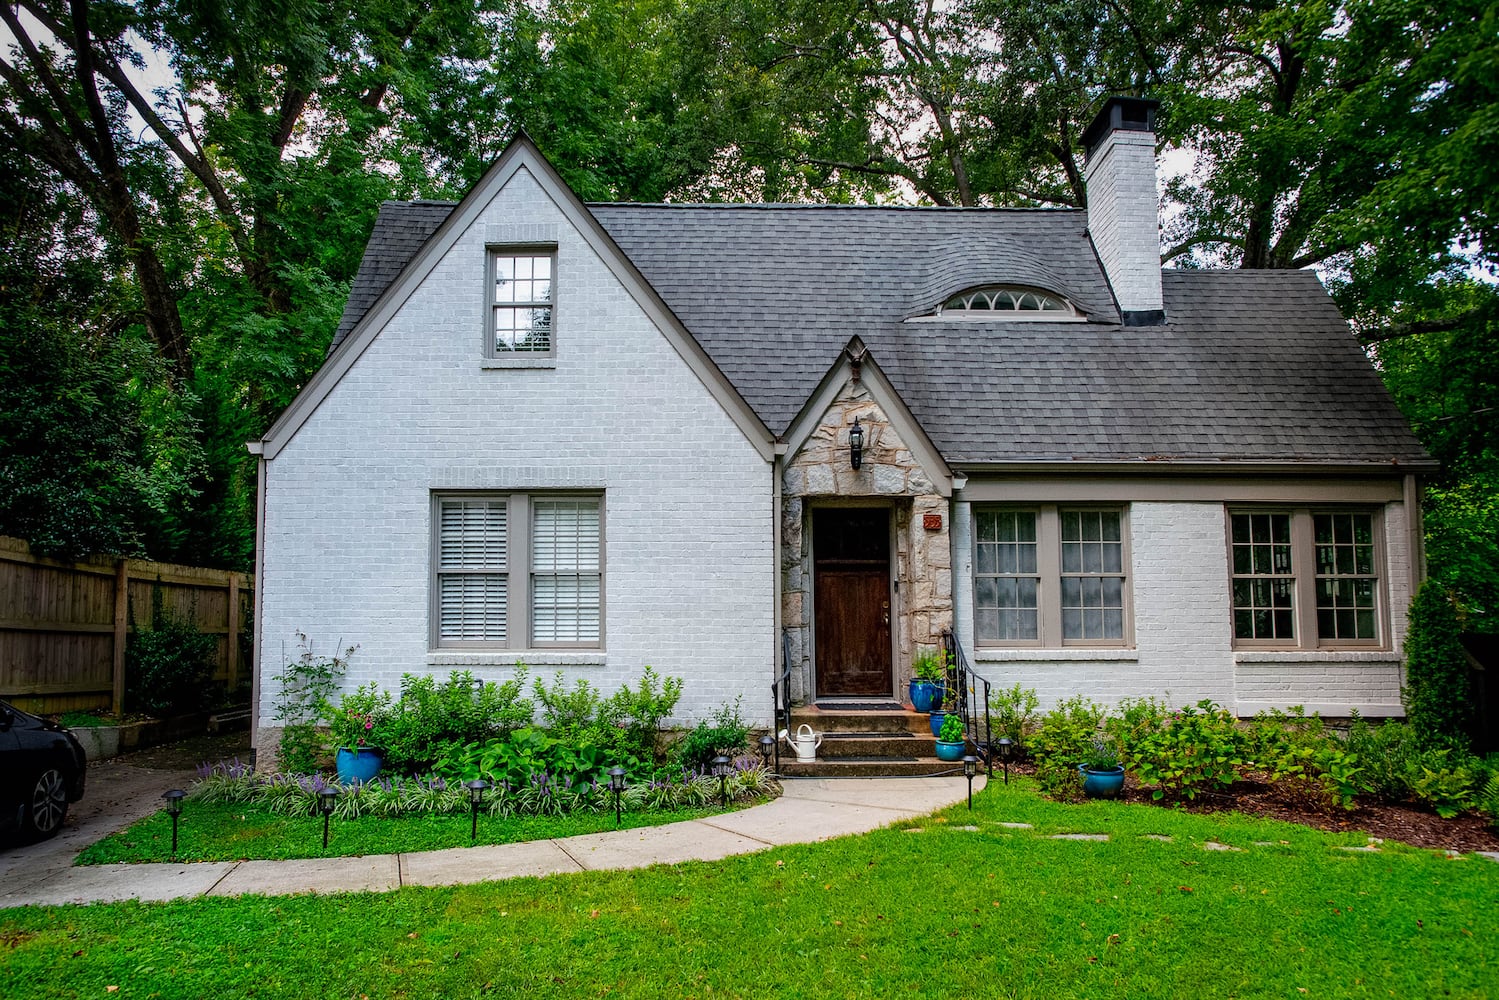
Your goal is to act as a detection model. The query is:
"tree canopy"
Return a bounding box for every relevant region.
[1,0,1493,624]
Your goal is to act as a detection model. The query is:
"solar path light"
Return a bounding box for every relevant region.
[996,737,1014,786]
[962,755,979,809]
[465,779,490,841]
[162,789,186,857]
[711,755,732,807]
[318,787,340,849]
[608,767,627,827]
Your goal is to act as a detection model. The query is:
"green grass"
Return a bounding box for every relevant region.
[4,778,1495,999]
[76,799,756,865]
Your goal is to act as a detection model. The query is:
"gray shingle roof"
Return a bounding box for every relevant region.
[329,200,1429,467]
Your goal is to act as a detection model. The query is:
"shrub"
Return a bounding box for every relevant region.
[1403,580,1474,746]
[912,647,950,681]
[1127,700,1247,802]
[271,634,353,775]
[1030,696,1106,800]
[989,684,1039,750]
[125,589,219,717]
[595,667,683,762]
[533,671,602,739]
[1346,717,1424,801]
[675,699,750,771]
[380,669,533,774]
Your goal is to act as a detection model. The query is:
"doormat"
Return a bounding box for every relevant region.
[813,701,906,712]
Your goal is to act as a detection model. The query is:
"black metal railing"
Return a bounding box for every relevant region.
[942,628,993,776]
[771,628,794,775]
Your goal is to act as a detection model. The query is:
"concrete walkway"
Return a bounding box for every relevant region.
[0,775,980,908]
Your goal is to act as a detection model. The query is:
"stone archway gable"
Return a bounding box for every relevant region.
[780,357,955,704]
[782,348,952,499]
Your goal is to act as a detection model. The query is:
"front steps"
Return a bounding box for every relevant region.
[778,704,965,778]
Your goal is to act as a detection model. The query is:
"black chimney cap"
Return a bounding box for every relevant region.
[1081,96,1160,161]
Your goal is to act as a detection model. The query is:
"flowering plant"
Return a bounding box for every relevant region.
[320,683,392,750]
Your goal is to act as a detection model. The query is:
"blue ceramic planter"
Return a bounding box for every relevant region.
[928,711,947,737]
[909,680,946,713]
[935,740,966,762]
[1079,764,1125,799]
[335,747,382,785]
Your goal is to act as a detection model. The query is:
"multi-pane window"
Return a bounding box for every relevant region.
[1314,513,1378,641]
[1227,508,1382,647]
[974,506,1130,647]
[974,510,1038,640]
[1060,511,1125,640]
[433,493,602,648]
[1230,512,1295,640]
[490,251,554,353]
[939,286,1073,314]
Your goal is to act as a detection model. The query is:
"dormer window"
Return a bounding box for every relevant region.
[937,286,1074,316]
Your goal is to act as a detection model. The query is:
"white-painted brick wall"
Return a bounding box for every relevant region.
[1084,130,1163,315]
[954,499,1410,717]
[257,166,773,747]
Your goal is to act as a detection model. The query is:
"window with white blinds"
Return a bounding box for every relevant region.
[432,493,603,648]
[531,499,602,644]
[437,499,508,642]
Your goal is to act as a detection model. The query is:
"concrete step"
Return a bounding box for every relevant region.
[779,756,968,778]
[789,706,930,735]
[814,732,938,759]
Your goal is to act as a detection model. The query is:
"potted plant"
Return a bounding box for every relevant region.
[322,683,391,784]
[909,647,949,713]
[1078,737,1125,799]
[935,712,966,762]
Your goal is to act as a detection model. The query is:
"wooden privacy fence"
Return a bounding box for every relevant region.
[0,536,252,716]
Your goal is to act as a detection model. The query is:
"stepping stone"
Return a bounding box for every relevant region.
[1142,835,1173,843]
[1445,850,1464,859]
[954,825,980,831]
[1478,852,1499,863]
[996,822,1033,829]
[1049,833,1109,842]
[1337,845,1379,853]
[1203,841,1242,852]
[1253,841,1274,847]
[902,828,925,834]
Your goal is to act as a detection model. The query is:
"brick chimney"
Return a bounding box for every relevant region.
[1082,97,1165,326]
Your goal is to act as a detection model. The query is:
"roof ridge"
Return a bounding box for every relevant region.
[587,201,1085,214]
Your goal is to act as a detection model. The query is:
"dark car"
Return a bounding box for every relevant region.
[0,700,87,840]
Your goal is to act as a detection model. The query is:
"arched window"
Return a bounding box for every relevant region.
[937,286,1074,316]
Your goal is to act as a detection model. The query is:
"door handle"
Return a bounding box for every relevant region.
[882,601,890,627]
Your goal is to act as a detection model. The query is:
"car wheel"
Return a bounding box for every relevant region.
[25,768,69,839]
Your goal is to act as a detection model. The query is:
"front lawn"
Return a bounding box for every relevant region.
[76,798,760,865]
[5,778,1495,999]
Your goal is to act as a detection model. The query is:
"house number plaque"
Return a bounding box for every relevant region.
[923,513,942,531]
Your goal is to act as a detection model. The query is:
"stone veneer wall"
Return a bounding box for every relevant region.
[781,378,951,704]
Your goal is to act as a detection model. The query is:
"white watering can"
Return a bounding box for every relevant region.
[780,724,823,762]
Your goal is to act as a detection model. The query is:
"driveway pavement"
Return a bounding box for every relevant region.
[0,774,979,907]
[0,732,249,898]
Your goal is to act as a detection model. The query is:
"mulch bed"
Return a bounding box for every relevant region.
[1008,763,1499,853]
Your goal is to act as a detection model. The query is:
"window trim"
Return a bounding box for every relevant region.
[973,503,1134,649]
[430,490,604,651]
[484,245,558,359]
[1225,506,1386,651]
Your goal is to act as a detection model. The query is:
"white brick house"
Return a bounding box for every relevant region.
[249,98,1432,754]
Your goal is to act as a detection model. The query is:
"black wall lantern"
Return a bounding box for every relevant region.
[608,766,627,827]
[162,789,186,857]
[465,779,490,841]
[848,417,864,470]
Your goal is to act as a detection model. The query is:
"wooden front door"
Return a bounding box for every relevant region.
[813,507,892,698]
